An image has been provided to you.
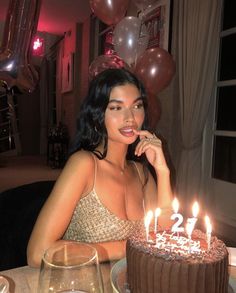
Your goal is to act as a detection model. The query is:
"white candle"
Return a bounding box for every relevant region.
[144,210,153,242]
[154,208,161,234]
[171,198,184,233]
[185,218,195,254]
[187,201,200,233]
[186,218,195,240]
[205,215,212,250]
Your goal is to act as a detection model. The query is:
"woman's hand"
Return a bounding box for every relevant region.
[134,129,169,173]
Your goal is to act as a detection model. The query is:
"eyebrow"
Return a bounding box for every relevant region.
[108,97,143,104]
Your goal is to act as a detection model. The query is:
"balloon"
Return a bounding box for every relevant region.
[0,0,41,93]
[89,0,129,26]
[147,93,161,130]
[135,47,175,94]
[132,0,156,11]
[89,54,131,80]
[113,16,149,66]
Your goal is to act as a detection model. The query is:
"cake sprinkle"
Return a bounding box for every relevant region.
[129,229,228,262]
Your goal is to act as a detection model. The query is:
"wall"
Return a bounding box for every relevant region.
[56,16,91,143]
[57,24,77,140]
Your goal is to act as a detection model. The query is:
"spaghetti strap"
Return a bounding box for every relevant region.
[132,161,143,183]
[132,161,146,213]
[91,153,98,190]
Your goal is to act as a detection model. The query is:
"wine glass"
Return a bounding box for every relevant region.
[37,241,104,293]
[0,276,9,293]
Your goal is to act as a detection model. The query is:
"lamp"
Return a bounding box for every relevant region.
[32,36,44,56]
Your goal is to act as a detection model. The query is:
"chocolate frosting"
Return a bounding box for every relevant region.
[126,229,229,293]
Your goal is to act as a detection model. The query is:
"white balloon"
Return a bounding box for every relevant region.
[113,16,149,66]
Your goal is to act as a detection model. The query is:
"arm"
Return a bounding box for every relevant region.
[27,151,94,267]
[88,240,126,263]
[134,130,173,229]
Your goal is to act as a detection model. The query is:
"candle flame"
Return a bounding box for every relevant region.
[192,201,199,218]
[155,207,161,217]
[172,197,179,213]
[205,215,210,225]
[144,210,153,227]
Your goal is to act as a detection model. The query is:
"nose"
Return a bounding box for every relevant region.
[124,108,134,123]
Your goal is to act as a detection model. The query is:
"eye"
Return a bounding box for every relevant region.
[109,105,122,111]
[134,102,144,109]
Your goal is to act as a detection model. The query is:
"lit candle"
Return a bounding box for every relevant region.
[205,215,212,250]
[192,201,199,218]
[144,210,153,242]
[186,201,199,233]
[186,218,195,240]
[185,218,195,254]
[154,208,161,234]
[171,198,184,233]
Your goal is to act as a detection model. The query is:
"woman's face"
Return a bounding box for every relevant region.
[104,83,145,144]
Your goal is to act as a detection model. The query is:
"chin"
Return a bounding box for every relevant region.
[123,135,137,144]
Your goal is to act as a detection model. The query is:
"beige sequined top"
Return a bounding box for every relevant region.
[63,156,144,243]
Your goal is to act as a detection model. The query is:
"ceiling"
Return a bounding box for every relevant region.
[0,0,91,36]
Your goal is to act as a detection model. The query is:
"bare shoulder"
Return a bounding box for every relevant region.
[66,150,95,172]
[57,150,95,187]
[52,150,96,197]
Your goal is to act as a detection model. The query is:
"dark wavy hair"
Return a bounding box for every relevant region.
[70,68,150,162]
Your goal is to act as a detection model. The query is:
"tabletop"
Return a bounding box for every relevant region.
[0,262,236,293]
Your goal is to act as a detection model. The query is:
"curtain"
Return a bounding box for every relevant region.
[172,0,222,208]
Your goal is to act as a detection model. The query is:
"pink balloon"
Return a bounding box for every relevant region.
[89,0,129,26]
[135,47,176,94]
[89,54,130,80]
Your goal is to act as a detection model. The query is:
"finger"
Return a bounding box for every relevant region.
[141,143,162,154]
[135,139,150,156]
[135,136,159,156]
[135,136,162,156]
[133,129,153,140]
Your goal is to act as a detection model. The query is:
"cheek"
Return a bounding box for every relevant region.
[136,111,145,126]
[104,113,119,130]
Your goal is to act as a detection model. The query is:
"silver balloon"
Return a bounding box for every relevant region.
[89,54,131,80]
[0,0,42,93]
[113,16,149,66]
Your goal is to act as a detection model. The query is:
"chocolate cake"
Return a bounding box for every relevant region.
[126,230,229,293]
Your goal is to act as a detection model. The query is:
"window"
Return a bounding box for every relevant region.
[203,0,236,244]
[211,0,236,184]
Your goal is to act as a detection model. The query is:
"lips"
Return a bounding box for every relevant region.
[119,126,136,137]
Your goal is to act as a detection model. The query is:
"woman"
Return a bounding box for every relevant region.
[27,68,173,267]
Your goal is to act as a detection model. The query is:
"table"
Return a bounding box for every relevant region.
[0,262,114,293]
[1,263,236,293]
